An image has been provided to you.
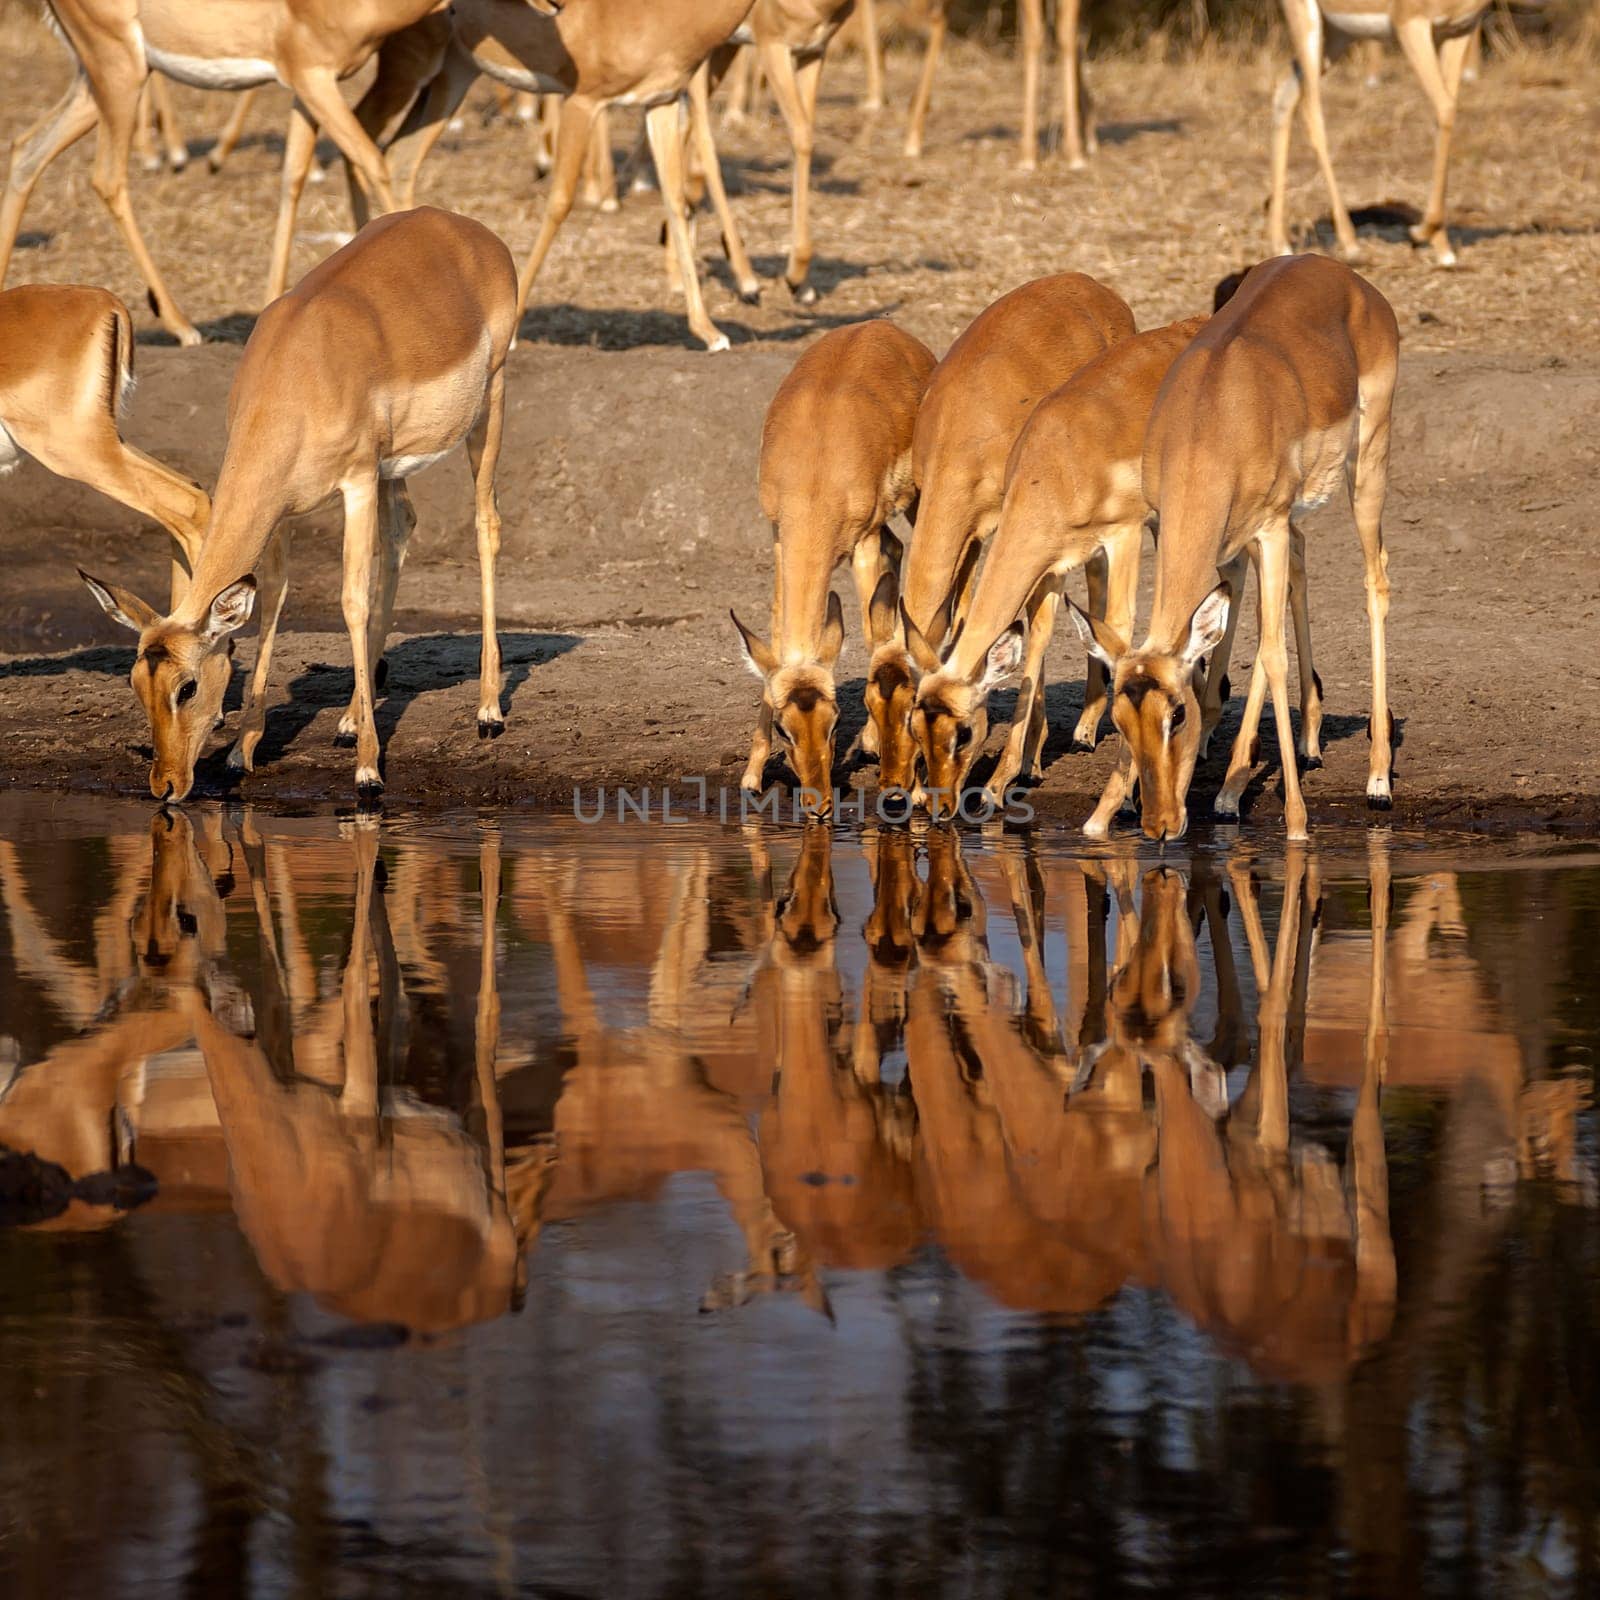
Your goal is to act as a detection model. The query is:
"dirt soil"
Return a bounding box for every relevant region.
[1,20,1598,828]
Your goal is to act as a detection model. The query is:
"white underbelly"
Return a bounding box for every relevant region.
[144,45,279,90]
[0,420,21,477]
[1322,10,1393,38]
[478,56,569,96]
[380,448,452,480]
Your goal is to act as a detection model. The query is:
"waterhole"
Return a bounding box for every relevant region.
[1,795,1597,1597]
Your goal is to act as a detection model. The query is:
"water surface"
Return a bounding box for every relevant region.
[2,796,1598,1598]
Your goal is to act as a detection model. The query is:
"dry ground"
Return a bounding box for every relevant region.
[1,16,1598,827]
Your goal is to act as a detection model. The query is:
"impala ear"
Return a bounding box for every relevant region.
[817,590,846,670]
[974,622,1026,693]
[80,569,160,634]
[900,603,941,675]
[200,576,257,644]
[868,569,900,646]
[1066,597,1127,669]
[731,608,778,679]
[1180,581,1232,667]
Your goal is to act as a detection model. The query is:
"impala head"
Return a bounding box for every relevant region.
[1069,581,1232,843]
[1110,867,1198,1054]
[862,570,923,805]
[81,570,256,803]
[910,617,1026,823]
[731,591,845,817]
[771,826,838,967]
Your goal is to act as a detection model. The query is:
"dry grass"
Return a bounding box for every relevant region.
[1,7,1596,362]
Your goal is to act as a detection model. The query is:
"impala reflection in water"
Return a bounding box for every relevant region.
[1,799,1596,1597]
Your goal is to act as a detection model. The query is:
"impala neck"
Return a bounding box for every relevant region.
[172,451,294,626]
[1145,471,1234,656]
[774,513,840,662]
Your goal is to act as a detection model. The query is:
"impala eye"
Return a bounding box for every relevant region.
[176,681,198,707]
[773,722,793,745]
[1169,702,1186,731]
[955,726,973,750]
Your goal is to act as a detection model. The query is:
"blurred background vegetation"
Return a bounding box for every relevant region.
[0,0,1594,53]
[875,0,1596,53]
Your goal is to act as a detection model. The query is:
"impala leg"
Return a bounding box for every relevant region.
[149,76,186,171]
[1266,62,1302,256]
[229,533,289,775]
[346,19,449,233]
[1074,522,1142,749]
[759,40,822,303]
[1018,0,1044,171]
[286,68,395,215]
[387,40,479,208]
[1083,741,1134,839]
[742,699,775,795]
[1199,551,1248,761]
[85,61,203,346]
[581,108,618,212]
[339,478,413,737]
[988,577,1061,805]
[851,529,886,756]
[1396,17,1472,266]
[1059,0,1092,167]
[1255,528,1308,840]
[1288,523,1323,766]
[208,89,259,174]
[688,61,760,303]
[1269,2,1358,259]
[904,3,948,159]
[1350,383,1395,809]
[339,477,384,796]
[859,0,885,113]
[1293,33,1361,260]
[133,83,160,172]
[1215,546,1271,820]
[1074,548,1109,750]
[0,71,98,285]
[646,98,729,353]
[516,96,600,325]
[467,367,508,736]
[264,103,318,305]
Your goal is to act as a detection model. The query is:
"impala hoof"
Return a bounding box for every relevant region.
[333,731,356,749]
[789,281,817,306]
[704,333,731,354]
[1367,791,1393,812]
[478,717,504,740]
[1069,737,1096,755]
[1301,754,1324,771]
[738,281,762,306]
[355,778,384,807]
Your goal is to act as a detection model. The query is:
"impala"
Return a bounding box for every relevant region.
[907,313,1211,821]
[905,0,1091,170]
[387,0,757,352]
[732,318,936,810]
[1269,0,1486,266]
[81,207,518,803]
[876,272,1134,793]
[706,0,858,306]
[1069,253,1399,841]
[0,0,466,345]
[0,282,209,605]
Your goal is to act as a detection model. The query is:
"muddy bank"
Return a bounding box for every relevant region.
[1,343,1597,831]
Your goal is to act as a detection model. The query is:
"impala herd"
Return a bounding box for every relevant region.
[0,0,1521,835]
